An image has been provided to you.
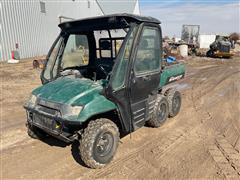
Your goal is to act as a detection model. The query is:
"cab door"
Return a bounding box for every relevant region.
[129,24,162,129]
[106,25,138,135]
[106,24,162,134]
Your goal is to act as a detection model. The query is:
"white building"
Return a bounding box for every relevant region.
[198,34,216,49]
[0,0,140,61]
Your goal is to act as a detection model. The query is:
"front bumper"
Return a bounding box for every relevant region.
[25,106,80,143]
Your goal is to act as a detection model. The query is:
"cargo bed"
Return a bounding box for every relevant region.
[159,62,185,87]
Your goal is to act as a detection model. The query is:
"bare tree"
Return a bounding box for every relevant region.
[229,32,240,41]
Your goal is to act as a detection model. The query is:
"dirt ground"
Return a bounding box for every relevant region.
[1,56,240,179]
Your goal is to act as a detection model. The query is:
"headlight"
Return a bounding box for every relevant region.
[26,94,37,107]
[68,106,83,116]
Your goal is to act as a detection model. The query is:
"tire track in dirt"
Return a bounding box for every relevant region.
[81,123,192,179]
[192,67,240,136]
[209,135,240,179]
[191,68,240,106]
[190,66,239,123]
[83,112,215,179]
[84,115,220,179]
[216,136,240,174]
[190,65,240,179]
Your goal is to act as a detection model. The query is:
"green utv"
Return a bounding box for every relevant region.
[24,14,185,169]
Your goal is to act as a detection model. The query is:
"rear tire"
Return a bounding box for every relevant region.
[147,95,169,128]
[79,118,119,169]
[166,89,182,117]
[27,122,48,139]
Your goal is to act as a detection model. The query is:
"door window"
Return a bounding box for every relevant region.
[134,26,160,75]
[111,27,137,90]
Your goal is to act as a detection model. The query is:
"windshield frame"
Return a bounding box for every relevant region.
[41,32,92,84]
[41,34,64,84]
[41,25,135,84]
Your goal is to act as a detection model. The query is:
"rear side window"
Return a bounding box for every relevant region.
[94,29,127,59]
[134,26,160,75]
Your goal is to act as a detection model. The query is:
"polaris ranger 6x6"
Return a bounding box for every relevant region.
[24,14,185,169]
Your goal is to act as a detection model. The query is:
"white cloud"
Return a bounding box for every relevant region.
[141,3,240,37]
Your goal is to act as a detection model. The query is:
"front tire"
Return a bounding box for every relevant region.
[147,95,169,128]
[79,118,120,169]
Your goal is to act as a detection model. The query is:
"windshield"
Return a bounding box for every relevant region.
[61,34,89,69]
[42,27,132,83]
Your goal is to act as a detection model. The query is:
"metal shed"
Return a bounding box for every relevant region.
[0,0,140,61]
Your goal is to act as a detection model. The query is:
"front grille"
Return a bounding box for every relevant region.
[33,114,54,130]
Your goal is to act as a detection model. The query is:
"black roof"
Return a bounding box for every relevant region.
[59,13,161,32]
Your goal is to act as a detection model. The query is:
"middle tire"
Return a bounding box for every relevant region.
[79,118,120,169]
[147,95,169,128]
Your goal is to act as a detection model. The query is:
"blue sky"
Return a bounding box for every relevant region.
[139,0,240,37]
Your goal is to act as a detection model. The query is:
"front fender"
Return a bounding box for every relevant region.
[77,95,117,123]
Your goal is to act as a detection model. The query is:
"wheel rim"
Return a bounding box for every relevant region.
[158,103,167,121]
[95,132,114,157]
[172,96,180,113]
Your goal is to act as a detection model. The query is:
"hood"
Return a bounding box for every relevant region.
[32,77,103,105]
